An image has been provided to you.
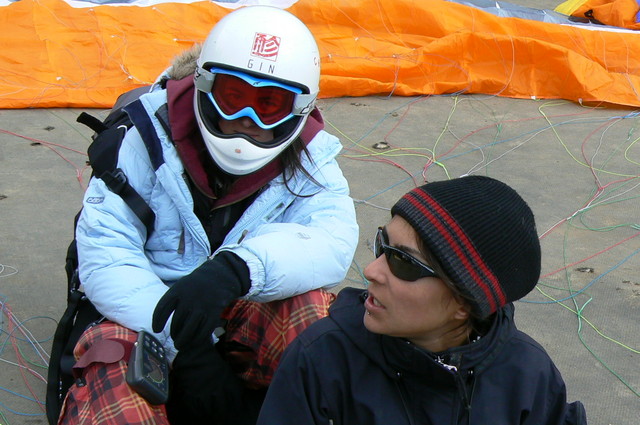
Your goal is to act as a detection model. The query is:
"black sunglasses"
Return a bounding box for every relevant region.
[374,227,439,281]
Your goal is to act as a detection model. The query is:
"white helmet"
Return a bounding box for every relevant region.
[194,6,321,175]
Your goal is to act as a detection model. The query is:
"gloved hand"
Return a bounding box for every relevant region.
[166,341,244,425]
[152,251,250,350]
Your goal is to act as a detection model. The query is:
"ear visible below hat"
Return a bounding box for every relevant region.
[453,304,470,321]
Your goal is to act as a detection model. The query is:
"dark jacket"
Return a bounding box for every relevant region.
[258,287,587,425]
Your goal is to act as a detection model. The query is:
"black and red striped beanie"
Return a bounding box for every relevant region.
[390,176,541,319]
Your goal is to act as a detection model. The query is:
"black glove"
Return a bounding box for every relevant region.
[152,251,250,350]
[166,341,244,425]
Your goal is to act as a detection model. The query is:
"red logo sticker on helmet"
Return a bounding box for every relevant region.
[251,33,281,61]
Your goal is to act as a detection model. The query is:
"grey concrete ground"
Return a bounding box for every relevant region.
[1,0,639,424]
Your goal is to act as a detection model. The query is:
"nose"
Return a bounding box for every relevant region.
[363,253,389,286]
[239,116,259,128]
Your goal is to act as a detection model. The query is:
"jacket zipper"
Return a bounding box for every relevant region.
[214,199,287,257]
[394,376,416,425]
[434,356,474,425]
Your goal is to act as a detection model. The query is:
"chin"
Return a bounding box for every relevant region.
[363,314,384,335]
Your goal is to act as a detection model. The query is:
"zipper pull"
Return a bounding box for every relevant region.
[435,355,458,373]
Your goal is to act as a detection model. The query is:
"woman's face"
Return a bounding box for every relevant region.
[218,116,275,143]
[363,215,469,352]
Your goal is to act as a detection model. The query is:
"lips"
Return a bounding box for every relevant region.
[365,292,385,311]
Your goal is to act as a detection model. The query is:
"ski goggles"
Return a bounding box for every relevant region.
[374,227,439,281]
[197,67,313,130]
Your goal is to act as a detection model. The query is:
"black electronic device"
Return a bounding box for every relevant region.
[125,330,169,405]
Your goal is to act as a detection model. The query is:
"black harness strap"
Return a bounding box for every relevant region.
[83,105,157,236]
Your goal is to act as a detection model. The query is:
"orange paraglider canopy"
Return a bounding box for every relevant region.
[1,0,639,108]
[557,0,640,29]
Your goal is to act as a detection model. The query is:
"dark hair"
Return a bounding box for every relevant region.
[416,235,492,340]
[279,136,323,197]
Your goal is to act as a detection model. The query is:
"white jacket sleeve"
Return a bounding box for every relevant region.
[222,133,359,302]
[76,128,180,359]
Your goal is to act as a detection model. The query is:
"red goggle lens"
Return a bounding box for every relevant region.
[211,73,296,126]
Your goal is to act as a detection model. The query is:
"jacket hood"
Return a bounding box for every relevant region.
[329,288,516,381]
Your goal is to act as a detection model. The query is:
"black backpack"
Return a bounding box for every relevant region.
[45,86,156,425]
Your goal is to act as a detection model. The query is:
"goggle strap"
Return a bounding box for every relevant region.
[194,67,215,92]
[293,93,316,115]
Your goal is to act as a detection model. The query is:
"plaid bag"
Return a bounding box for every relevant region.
[57,289,334,424]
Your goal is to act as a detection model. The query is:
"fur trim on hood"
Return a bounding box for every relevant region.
[168,44,202,81]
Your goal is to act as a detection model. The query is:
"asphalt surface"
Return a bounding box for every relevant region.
[1,1,638,424]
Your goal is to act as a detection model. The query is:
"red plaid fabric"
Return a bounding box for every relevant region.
[221,288,335,388]
[58,289,334,424]
[58,322,169,425]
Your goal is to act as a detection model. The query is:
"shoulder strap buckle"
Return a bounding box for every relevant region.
[101,168,128,194]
